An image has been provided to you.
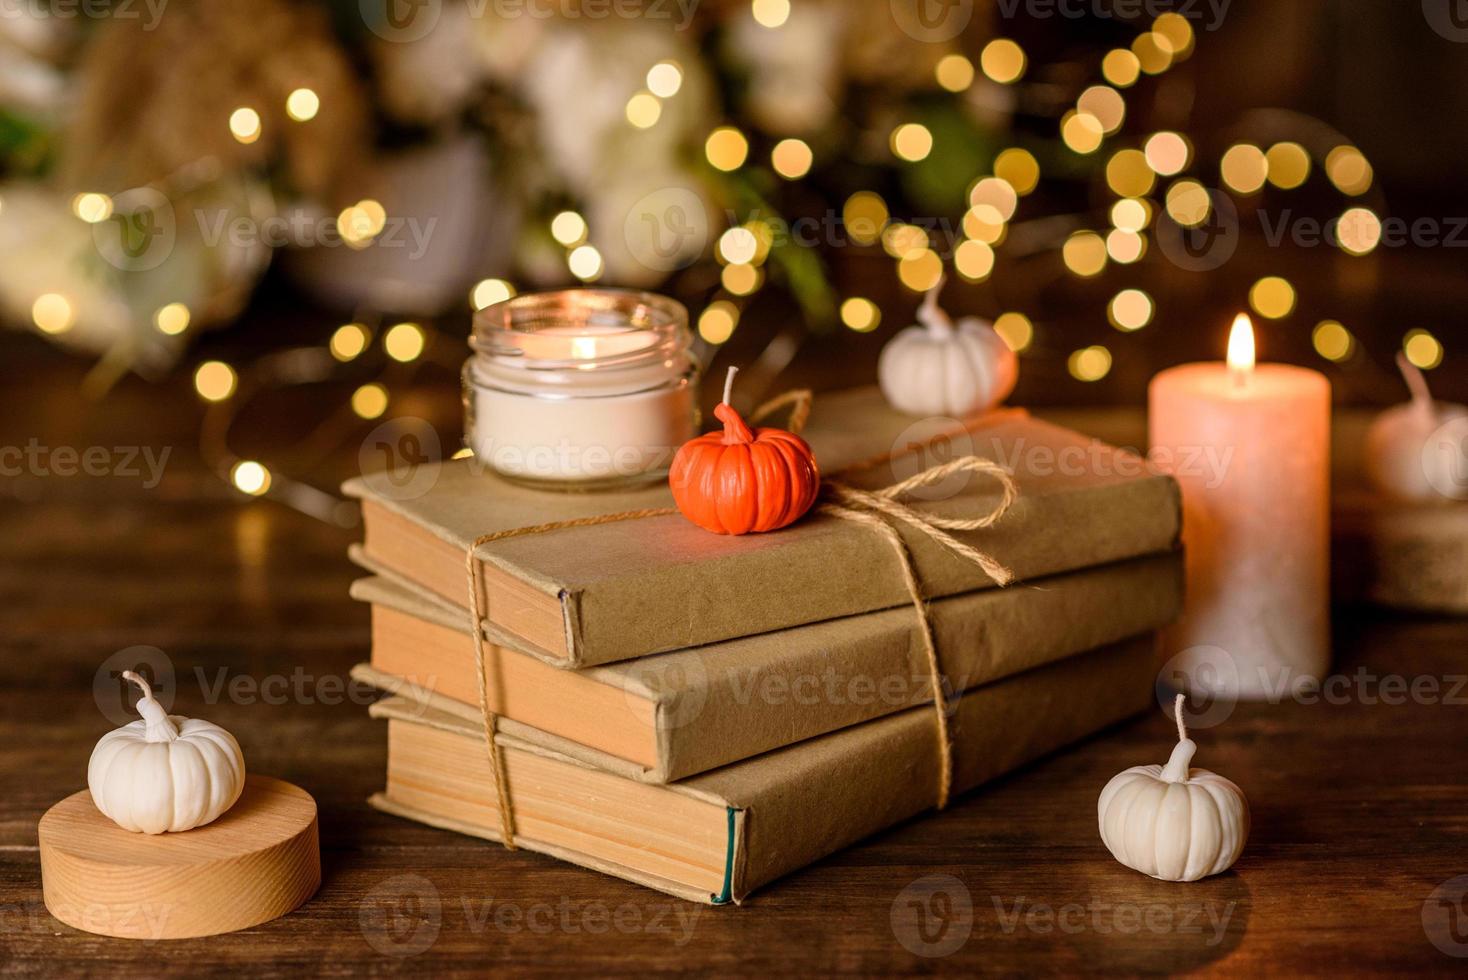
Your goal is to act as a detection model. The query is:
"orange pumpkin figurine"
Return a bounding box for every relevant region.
[670,367,820,534]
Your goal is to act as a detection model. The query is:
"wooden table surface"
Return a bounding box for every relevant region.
[3,338,1467,977]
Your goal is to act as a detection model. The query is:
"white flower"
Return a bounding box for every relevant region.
[724,0,843,135]
[371,0,487,124]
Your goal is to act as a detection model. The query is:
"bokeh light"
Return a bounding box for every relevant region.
[230,461,271,496]
[1068,345,1113,381]
[1265,142,1311,189]
[470,278,515,310]
[154,302,191,336]
[954,239,995,281]
[31,293,74,335]
[705,127,749,171]
[1062,231,1107,277]
[1108,289,1154,331]
[897,248,943,291]
[1325,146,1372,196]
[352,383,389,420]
[980,39,1026,84]
[1312,320,1354,362]
[993,312,1034,353]
[1102,49,1141,87]
[891,122,934,162]
[1404,329,1444,370]
[698,301,738,343]
[935,54,975,92]
[330,323,370,361]
[840,297,881,332]
[285,88,319,122]
[771,138,813,179]
[1144,132,1190,176]
[194,361,237,402]
[994,148,1040,195]
[1249,276,1296,319]
[384,322,426,362]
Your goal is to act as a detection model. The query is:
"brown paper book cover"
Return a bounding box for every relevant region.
[368,632,1159,905]
[350,551,1182,781]
[343,387,1181,668]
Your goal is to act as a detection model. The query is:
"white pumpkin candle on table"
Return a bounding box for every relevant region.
[1365,353,1468,503]
[87,670,246,834]
[878,277,1018,417]
[1098,694,1249,882]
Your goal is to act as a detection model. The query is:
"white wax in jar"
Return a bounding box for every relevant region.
[468,325,695,485]
[469,379,695,484]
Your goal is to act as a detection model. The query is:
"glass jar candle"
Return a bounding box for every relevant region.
[463,289,700,489]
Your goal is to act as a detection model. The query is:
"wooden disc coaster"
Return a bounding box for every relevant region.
[39,774,320,939]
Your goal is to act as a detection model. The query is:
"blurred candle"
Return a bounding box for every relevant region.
[1149,314,1331,699]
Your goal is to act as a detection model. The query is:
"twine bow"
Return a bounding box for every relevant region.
[464,391,1016,848]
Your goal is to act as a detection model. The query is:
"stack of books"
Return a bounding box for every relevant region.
[345,386,1183,904]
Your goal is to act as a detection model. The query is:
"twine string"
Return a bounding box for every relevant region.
[463,394,1014,846]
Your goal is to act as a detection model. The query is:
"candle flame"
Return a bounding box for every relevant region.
[1227,313,1256,374]
[570,336,599,360]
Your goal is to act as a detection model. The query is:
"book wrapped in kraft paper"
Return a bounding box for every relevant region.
[349,550,1183,781]
[343,387,1181,668]
[368,633,1159,904]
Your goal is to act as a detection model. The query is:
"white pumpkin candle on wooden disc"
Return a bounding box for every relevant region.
[1098,694,1249,882]
[1365,353,1468,503]
[87,670,246,834]
[878,277,1017,417]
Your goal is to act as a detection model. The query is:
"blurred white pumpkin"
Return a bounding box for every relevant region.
[878,280,1018,417]
[1366,354,1468,503]
[88,671,246,835]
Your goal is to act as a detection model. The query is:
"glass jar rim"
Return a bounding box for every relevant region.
[470,288,690,372]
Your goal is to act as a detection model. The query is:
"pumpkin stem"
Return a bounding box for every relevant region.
[715,366,756,444]
[122,669,179,743]
[917,275,954,338]
[1397,352,1436,426]
[1161,692,1195,783]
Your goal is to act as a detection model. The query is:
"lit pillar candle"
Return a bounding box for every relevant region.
[1149,314,1331,699]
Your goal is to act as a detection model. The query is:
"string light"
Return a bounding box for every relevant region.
[881,223,928,259]
[1336,207,1382,256]
[1249,276,1296,319]
[1325,146,1372,196]
[228,107,261,144]
[154,302,191,336]
[698,301,738,343]
[338,200,386,247]
[1312,320,1354,362]
[1110,198,1150,232]
[1062,231,1107,277]
[1106,229,1146,263]
[330,323,370,361]
[843,191,888,245]
[890,123,933,162]
[1220,143,1269,194]
[1132,32,1173,75]
[285,88,320,122]
[32,293,74,334]
[71,192,112,224]
[1060,111,1104,154]
[646,61,683,98]
[230,461,271,496]
[567,244,604,281]
[771,138,813,179]
[352,383,389,419]
[625,91,662,129]
[1144,132,1190,176]
[550,211,588,246]
[194,361,237,402]
[717,226,758,265]
[954,239,995,281]
[1106,149,1155,197]
[1068,345,1113,381]
[1102,49,1141,87]
[751,0,789,28]
[1077,85,1125,134]
[1403,329,1444,370]
[721,262,760,295]
[1108,288,1154,331]
[840,297,880,332]
[1265,142,1311,189]
[384,322,426,362]
[993,312,1034,353]
[1164,180,1211,227]
[897,249,943,291]
[980,39,1026,84]
[705,127,749,171]
[1153,13,1195,59]
[935,54,975,92]
[993,148,1040,195]
[470,278,515,310]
